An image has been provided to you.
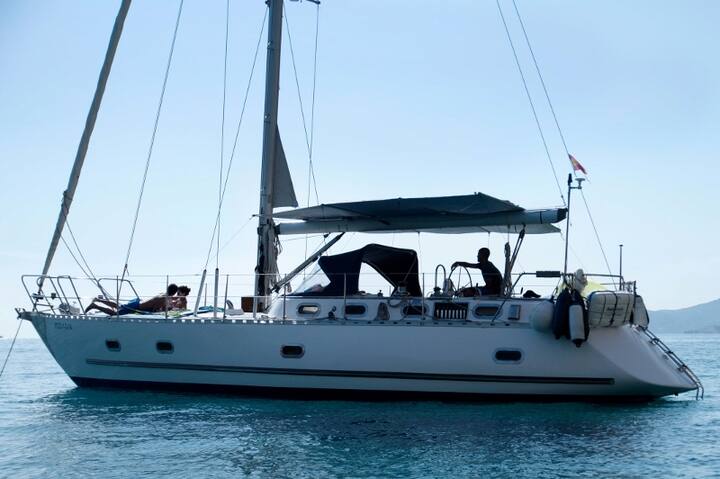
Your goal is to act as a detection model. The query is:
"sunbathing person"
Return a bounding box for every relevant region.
[171,285,191,310]
[85,284,179,315]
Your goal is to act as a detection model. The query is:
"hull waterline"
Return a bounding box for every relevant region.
[22,311,697,401]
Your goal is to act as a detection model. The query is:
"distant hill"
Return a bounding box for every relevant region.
[649,298,720,334]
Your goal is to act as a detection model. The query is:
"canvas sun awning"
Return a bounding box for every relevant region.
[274,193,566,235]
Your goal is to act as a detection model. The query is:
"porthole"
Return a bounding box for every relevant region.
[105,339,121,352]
[345,304,367,316]
[156,341,174,354]
[281,345,304,358]
[494,349,522,363]
[298,304,320,315]
[474,305,500,318]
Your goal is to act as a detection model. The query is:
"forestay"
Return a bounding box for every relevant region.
[274,193,566,235]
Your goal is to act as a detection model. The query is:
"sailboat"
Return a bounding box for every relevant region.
[17,0,702,400]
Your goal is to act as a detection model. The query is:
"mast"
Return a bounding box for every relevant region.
[255,0,284,302]
[39,0,132,284]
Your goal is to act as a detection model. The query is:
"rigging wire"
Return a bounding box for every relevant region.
[510,0,614,276]
[308,2,322,259]
[217,0,231,270]
[59,218,102,286]
[60,235,92,280]
[495,0,565,206]
[559,230,586,271]
[283,4,323,272]
[510,0,572,161]
[218,215,255,254]
[122,0,185,280]
[580,189,614,276]
[309,4,320,171]
[283,9,320,205]
[65,220,98,281]
[202,9,268,269]
[282,234,326,243]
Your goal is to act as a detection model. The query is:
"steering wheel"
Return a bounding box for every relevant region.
[449,265,474,294]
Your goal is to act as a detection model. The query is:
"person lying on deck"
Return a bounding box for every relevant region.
[84,284,179,315]
[170,285,191,310]
[452,247,502,296]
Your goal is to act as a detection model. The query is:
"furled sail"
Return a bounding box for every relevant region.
[272,128,298,208]
[39,0,132,281]
[274,193,566,235]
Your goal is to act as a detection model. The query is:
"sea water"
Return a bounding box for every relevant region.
[1,335,718,478]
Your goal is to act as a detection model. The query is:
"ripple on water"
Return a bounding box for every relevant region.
[0,336,718,478]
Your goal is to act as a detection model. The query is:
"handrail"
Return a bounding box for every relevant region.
[55,275,83,312]
[20,270,640,317]
[434,264,447,293]
[98,277,139,299]
[21,275,64,313]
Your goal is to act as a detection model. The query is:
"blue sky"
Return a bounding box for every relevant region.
[1,1,719,337]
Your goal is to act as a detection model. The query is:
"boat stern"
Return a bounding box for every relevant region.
[588,325,702,398]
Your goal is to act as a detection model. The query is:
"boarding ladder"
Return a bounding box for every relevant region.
[637,325,704,399]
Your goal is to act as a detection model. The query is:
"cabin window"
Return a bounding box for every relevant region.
[156,341,174,354]
[494,349,522,363]
[345,304,367,316]
[402,305,426,316]
[281,345,304,358]
[298,304,320,316]
[105,339,121,352]
[474,305,499,318]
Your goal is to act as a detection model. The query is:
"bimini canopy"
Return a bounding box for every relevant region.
[299,244,422,297]
[274,193,566,235]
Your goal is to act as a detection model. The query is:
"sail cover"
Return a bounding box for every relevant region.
[297,244,422,297]
[274,193,566,235]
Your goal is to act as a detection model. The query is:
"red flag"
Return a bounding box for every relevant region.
[568,154,587,175]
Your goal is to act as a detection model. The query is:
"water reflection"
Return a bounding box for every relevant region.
[1,336,716,478]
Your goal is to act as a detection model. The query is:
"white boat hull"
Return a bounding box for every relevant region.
[22,309,697,400]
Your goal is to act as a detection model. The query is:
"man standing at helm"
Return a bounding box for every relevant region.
[452,247,502,296]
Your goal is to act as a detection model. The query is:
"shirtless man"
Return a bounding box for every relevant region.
[452,247,502,296]
[171,285,191,310]
[85,284,179,315]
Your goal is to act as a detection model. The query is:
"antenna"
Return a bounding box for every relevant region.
[563,174,584,280]
[619,244,624,289]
